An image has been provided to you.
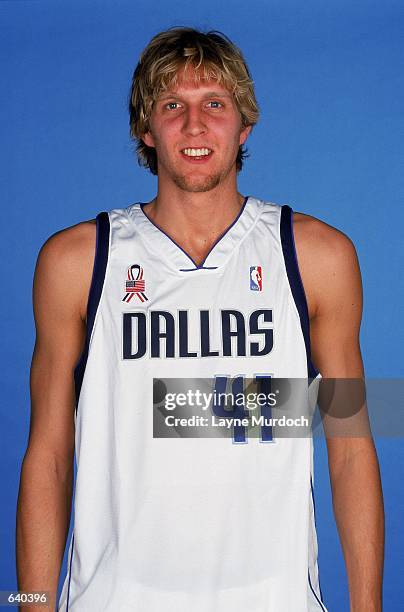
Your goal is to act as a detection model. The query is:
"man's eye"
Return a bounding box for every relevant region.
[166,102,180,110]
[207,101,223,108]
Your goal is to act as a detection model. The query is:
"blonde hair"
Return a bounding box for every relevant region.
[128,27,259,174]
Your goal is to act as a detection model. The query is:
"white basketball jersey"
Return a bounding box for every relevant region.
[58,196,328,611]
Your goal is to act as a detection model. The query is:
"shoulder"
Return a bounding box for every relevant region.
[292,210,361,319]
[293,210,356,259]
[39,218,96,257]
[35,218,97,322]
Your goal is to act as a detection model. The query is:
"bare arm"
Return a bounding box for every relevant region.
[16,221,95,611]
[294,214,384,612]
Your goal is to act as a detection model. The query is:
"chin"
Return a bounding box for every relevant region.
[172,173,223,193]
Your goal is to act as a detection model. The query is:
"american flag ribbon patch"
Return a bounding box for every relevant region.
[122,264,148,303]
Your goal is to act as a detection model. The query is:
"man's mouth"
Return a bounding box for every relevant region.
[181,147,213,160]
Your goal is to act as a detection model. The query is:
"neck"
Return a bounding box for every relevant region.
[142,181,246,266]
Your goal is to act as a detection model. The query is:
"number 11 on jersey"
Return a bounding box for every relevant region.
[211,375,273,444]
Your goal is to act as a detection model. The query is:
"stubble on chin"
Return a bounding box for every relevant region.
[172,172,223,193]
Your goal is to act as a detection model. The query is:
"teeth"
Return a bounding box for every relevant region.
[183,148,211,157]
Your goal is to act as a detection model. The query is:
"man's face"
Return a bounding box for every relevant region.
[142,66,252,193]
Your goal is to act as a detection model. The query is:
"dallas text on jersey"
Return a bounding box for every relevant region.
[122,309,274,359]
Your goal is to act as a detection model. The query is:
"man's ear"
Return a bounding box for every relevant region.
[239,124,252,146]
[142,131,155,148]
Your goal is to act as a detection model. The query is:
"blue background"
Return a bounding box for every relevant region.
[1,0,403,609]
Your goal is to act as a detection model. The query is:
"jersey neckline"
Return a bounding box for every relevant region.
[130,195,260,272]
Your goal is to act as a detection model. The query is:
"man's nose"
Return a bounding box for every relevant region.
[182,107,207,136]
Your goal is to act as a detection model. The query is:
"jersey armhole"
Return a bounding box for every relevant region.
[280,204,320,379]
[73,211,110,410]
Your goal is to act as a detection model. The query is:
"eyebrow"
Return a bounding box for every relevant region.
[157,91,232,101]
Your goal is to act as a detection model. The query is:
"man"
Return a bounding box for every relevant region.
[16,27,384,611]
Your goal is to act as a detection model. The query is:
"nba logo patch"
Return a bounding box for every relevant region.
[250,266,262,291]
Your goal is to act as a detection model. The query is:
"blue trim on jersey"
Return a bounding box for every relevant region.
[179,266,218,272]
[66,532,75,611]
[308,568,327,611]
[280,205,319,379]
[140,196,249,270]
[73,212,110,412]
[310,475,326,604]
